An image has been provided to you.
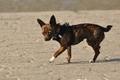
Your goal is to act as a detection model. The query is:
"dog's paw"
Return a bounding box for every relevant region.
[49,61,53,63]
[89,59,94,63]
[49,56,55,63]
[63,60,70,63]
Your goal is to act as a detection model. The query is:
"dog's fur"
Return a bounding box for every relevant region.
[37,15,112,63]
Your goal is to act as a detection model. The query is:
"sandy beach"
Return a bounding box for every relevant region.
[0,0,120,12]
[0,11,120,80]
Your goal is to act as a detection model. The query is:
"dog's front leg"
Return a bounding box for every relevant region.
[64,46,71,63]
[49,47,66,63]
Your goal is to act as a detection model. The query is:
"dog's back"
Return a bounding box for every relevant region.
[72,23,112,45]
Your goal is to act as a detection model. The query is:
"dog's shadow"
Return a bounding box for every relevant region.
[102,58,120,62]
[56,58,120,65]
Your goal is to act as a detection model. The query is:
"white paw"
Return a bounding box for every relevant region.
[63,60,70,63]
[49,56,55,63]
[49,61,53,63]
[89,59,94,63]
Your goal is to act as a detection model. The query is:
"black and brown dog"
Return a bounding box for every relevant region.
[37,15,112,63]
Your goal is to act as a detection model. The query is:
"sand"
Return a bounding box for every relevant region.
[0,0,120,12]
[0,11,120,80]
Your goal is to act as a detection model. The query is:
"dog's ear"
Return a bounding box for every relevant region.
[49,15,56,25]
[37,19,46,27]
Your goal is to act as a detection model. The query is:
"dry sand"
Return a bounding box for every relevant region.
[0,0,120,12]
[0,11,120,80]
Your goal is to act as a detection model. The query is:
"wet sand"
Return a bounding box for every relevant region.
[0,11,120,80]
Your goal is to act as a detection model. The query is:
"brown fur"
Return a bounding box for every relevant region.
[37,15,112,63]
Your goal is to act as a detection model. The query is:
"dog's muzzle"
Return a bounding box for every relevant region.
[44,38,51,41]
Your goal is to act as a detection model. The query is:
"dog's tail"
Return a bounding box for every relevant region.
[103,25,113,32]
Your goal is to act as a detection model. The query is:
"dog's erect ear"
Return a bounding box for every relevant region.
[37,19,45,27]
[49,15,56,25]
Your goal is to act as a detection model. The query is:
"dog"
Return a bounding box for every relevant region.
[37,15,112,63]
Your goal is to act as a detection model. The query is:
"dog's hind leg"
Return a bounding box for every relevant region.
[91,45,100,62]
[87,40,101,63]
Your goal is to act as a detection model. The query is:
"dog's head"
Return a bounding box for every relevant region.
[37,15,58,41]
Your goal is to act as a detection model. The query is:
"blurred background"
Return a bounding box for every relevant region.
[0,0,120,12]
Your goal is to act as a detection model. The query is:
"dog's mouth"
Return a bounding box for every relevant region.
[44,38,51,41]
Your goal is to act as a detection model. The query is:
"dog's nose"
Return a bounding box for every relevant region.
[45,38,50,41]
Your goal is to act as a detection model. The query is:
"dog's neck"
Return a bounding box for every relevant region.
[52,27,61,40]
[52,22,72,41]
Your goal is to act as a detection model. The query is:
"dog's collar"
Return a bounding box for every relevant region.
[53,22,70,40]
[52,28,62,40]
